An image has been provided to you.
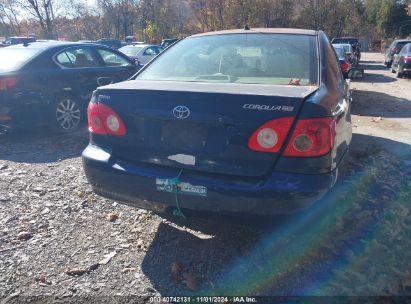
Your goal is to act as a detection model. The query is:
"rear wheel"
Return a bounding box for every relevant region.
[50,95,82,133]
[396,68,403,79]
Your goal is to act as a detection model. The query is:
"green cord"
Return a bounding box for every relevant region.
[170,169,186,219]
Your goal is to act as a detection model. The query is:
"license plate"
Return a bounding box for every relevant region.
[156,178,207,197]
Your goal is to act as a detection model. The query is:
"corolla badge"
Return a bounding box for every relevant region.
[173,106,191,119]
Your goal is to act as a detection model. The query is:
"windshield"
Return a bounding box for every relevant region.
[119,46,144,56]
[137,33,319,86]
[0,48,40,72]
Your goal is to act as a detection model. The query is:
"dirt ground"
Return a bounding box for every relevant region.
[0,52,411,302]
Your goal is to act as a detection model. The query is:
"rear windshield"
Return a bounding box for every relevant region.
[137,33,319,86]
[396,41,410,50]
[334,47,346,60]
[0,48,40,72]
[119,46,144,56]
[339,44,352,53]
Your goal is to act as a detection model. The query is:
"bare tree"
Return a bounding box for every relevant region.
[0,0,22,35]
[22,0,56,38]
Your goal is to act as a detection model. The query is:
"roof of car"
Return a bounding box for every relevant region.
[332,37,358,40]
[394,39,411,43]
[6,41,105,50]
[121,44,158,48]
[190,28,318,38]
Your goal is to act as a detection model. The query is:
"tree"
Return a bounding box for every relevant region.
[23,0,56,38]
[0,0,22,35]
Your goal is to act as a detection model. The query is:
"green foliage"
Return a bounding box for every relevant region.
[365,0,411,37]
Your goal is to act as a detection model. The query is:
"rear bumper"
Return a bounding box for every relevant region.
[402,62,411,73]
[82,145,339,216]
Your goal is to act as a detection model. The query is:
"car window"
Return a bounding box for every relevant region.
[396,41,409,50]
[56,47,99,68]
[334,47,346,60]
[137,34,319,86]
[97,49,133,67]
[56,52,76,68]
[119,45,144,56]
[143,47,159,56]
[399,46,407,56]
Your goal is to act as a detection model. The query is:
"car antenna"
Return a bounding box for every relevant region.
[244,24,250,30]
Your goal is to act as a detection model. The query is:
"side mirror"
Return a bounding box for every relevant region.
[347,68,364,80]
[97,77,113,86]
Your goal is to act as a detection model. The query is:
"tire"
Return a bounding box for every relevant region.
[391,66,396,73]
[49,95,83,133]
[396,68,403,79]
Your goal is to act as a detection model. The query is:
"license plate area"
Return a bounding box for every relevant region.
[161,122,208,150]
[156,178,207,197]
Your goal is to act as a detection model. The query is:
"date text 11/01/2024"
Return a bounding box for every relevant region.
[149,296,257,303]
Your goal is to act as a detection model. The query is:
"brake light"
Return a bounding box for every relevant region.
[87,102,126,136]
[248,117,294,153]
[283,117,336,157]
[404,57,411,62]
[341,62,350,72]
[0,77,18,91]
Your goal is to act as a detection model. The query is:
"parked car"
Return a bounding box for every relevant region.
[118,44,163,65]
[161,38,179,48]
[333,43,358,67]
[0,41,139,132]
[384,39,411,68]
[391,42,411,78]
[333,44,351,77]
[331,37,361,61]
[83,28,362,217]
[95,38,122,49]
[1,36,36,47]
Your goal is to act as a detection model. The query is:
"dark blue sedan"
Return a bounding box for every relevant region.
[82,28,359,216]
[0,41,138,132]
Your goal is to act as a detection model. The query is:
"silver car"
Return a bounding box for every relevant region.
[118,44,163,65]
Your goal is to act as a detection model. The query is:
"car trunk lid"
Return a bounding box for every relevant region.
[93,80,318,177]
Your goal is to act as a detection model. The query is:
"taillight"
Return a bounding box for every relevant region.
[87,102,126,136]
[248,117,294,153]
[341,62,350,72]
[0,77,19,91]
[404,57,411,62]
[283,117,336,157]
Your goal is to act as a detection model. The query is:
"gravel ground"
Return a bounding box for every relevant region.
[1,53,411,303]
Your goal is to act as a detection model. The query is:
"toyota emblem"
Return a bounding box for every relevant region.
[173,106,190,119]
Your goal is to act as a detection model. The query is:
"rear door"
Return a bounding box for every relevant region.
[94,48,138,82]
[55,46,104,101]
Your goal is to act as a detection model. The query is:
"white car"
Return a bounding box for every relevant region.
[118,44,163,65]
